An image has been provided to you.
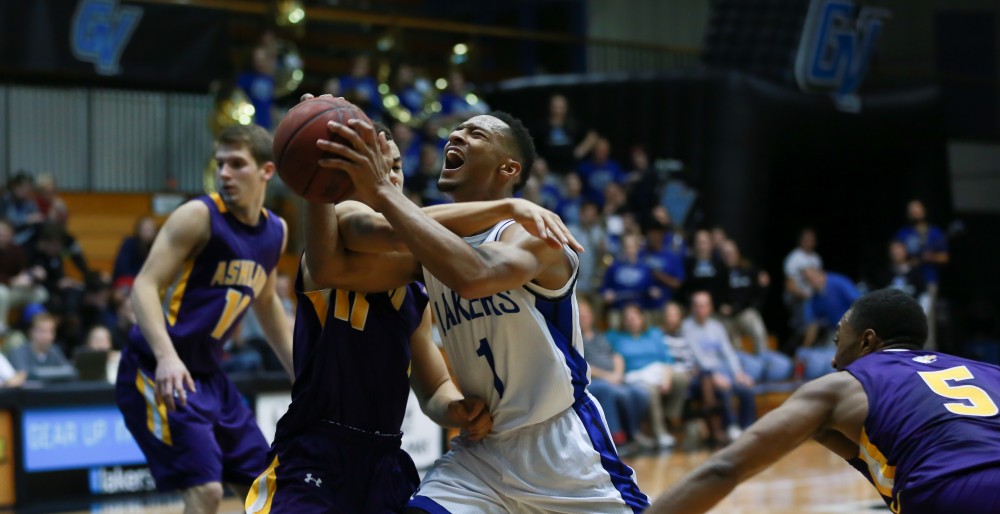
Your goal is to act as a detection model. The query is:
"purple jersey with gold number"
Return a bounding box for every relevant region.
[274,269,429,437]
[128,194,284,375]
[845,349,1000,507]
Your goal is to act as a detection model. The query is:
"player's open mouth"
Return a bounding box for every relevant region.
[444,148,466,172]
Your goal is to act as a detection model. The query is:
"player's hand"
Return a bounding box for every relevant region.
[448,397,493,441]
[317,119,395,208]
[507,199,584,253]
[298,93,336,104]
[155,356,196,412]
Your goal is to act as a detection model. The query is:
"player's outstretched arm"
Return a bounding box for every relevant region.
[250,219,295,378]
[408,307,492,440]
[646,372,863,514]
[337,197,581,255]
[131,200,210,412]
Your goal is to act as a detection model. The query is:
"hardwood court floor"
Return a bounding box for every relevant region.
[6,441,884,513]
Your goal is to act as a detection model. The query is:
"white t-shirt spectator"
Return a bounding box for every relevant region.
[784,248,823,296]
[0,353,17,384]
[681,317,743,376]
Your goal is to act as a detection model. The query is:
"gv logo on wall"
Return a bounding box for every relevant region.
[794,0,890,111]
[71,0,143,75]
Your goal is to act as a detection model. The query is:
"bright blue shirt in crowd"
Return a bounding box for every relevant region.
[893,225,948,284]
[640,248,686,309]
[601,259,654,310]
[809,271,860,326]
[609,328,673,373]
[576,160,626,206]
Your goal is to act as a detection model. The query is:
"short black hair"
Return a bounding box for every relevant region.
[488,110,536,193]
[847,288,928,348]
[373,121,394,142]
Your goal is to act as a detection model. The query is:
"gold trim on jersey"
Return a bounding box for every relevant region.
[210,192,228,213]
[304,289,331,330]
[166,261,195,326]
[135,371,172,446]
[859,427,896,498]
[245,455,279,514]
[389,286,407,311]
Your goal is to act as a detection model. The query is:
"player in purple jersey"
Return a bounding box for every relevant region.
[116,124,294,514]
[246,119,572,513]
[648,288,1000,514]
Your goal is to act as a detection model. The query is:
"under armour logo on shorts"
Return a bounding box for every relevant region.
[304,473,322,487]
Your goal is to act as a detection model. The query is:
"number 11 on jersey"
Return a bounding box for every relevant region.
[476,338,506,398]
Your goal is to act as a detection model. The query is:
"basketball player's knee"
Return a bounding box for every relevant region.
[185,482,224,509]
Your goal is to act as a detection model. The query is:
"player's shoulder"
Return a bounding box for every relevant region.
[166,198,212,228]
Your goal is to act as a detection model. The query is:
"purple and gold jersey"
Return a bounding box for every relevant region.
[274,268,429,437]
[128,194,284,375]
[845,349,1000,507]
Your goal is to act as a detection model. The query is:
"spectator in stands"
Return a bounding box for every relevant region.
[718,240,769,354]
[2,172,43,247]
[626,146,661,227]
[392,62,426,114]
[529,157,563,212]
[784,227,823,345]
[602,234,656,328]
[894,199,949,348]
[390,121,422,181]
[438,70,488,123]
[683,229,727,302]
[568,201,606,298]
[34,174,68,224]
[802,268,860,344]
[651,206,687,258]
[339,54,381,120]
[112,216,157,291]
[578,297,648,453]
[602,182,630,255]
[642,221,685,319]
[9,313,75,381]
[556,173,585,227]
[710,226,729,256]
[895,200,949,286]
[578,137,626,207]
[0,220,47,335]
[533,94,598,175]
[80,272,117,334]
[237,45,276,130]
[0,351,25,388]
[610,304,687,450]
[31,223,88,346]
[660,302,718,447]
[871,240,926,299]
[682,291,756,440]
[80,324,113,354]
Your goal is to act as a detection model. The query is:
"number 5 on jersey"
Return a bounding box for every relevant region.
[919,366,999,417]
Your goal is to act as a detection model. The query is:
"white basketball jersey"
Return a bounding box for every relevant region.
[422,219,589,433]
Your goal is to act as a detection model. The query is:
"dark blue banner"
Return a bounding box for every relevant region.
[0,0,231,88]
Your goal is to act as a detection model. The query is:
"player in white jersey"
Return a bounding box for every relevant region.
[317,110,649,513]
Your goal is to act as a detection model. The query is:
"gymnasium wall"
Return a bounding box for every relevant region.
[0,84,213,193]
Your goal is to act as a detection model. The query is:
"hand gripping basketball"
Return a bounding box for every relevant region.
[317,118,396,210]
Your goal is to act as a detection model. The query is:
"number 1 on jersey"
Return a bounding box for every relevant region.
[476,338,505,398]
[211,289,252,339]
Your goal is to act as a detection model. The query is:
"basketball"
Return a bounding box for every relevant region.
[272,96,371,203]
